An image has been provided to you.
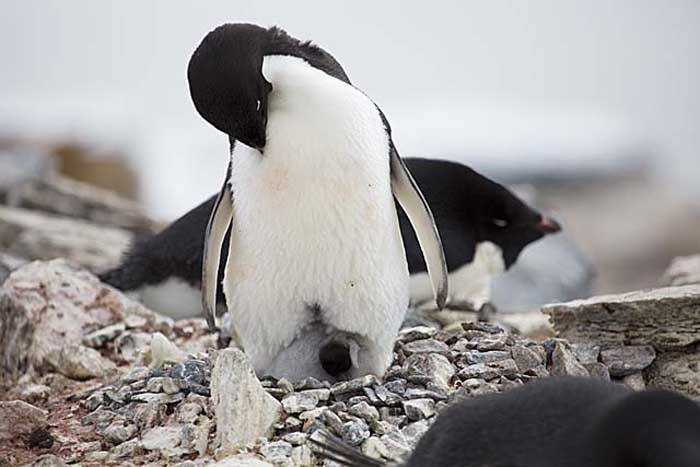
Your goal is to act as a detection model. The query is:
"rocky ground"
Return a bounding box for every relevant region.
[1,153,700,467]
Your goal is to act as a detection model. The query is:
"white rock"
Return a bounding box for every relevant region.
[211,349,282,457]
[0,259,161,382]
[209,455,273,467]
[149,332,187,368]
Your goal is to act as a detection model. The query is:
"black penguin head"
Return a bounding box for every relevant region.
[473,178,561,269]
[188,24,351,152]
[188,23,272,150]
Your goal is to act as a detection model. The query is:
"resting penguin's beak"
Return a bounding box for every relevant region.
[538,216,562,235]
[202,158,234,332]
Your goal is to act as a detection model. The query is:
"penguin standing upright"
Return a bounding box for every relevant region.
[187,24,447,381]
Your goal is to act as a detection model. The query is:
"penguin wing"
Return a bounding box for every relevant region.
[202,159,234,331]
[390,144,449,309]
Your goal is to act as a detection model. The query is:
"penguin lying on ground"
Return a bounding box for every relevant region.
[185,23,448,381]
[101,159,559,321]
[310,376,700,467]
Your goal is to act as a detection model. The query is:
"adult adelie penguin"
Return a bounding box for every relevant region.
[188,24,448,381]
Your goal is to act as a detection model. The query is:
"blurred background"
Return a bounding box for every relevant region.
[1,0,699,305]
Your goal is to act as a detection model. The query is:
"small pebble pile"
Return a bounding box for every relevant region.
[64,321,596,466]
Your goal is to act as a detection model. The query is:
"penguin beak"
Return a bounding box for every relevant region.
[538,216,562,234]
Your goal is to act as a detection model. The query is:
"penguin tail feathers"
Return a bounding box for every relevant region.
[309,430,389,467]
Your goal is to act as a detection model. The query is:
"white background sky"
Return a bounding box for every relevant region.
[1,1,699,219]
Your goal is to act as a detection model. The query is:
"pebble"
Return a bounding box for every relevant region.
[349,401,380,422]
[341,419,371,446]
[402,398,436,420]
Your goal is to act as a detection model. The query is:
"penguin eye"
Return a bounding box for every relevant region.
[493,218,508,228]
[256,99,262,112]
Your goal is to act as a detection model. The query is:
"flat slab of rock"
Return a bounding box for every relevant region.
[662,255,700,287]
[0,206,132,273]
[0,259,162,382]
[544,285,700,350]
[7,174,155,235]
[211,349,282,457]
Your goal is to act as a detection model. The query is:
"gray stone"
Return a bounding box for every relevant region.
[110,438,142,459]
[463,350,511,366]
[0,400,48,441]
[102,421,137,445]
[211,349,282,456]
[622,372,646,391]
[401,353,455,392]
[261,440,293,463]
[15,383,51,404]
[141,425,184,456]
[397,326,437,342]
[458,359,518,380]
[331,375,380,399]
[402,398,436,420]
[570,343,601,365]
[544,285,700,351]
[209,455,273,467]
[510,346,543,372]
[476,334,510,351]
[550,340,589,377]
[349,401,380,422]
[46,343,116,380]
[600,346,656,377]
[361,437,391,461]
[282,392,319,414]
[6,173,154,233]
[176,403,203,424]
[341,419,370,446]
[82,323,126,348]
[373,385,402,406]
[0,252,26,285]
[0,206,132,273]
[585,362,611,381]
[403,387,447,401]
[291,445,313,466]
[282,432,308,446]
[402,339,449,355]
[179,417,211,456]
[380,430,411,459]
[402,419,431,447]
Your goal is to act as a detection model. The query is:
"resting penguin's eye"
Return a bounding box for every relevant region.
[256,99,261,112]
[493,219,508,228]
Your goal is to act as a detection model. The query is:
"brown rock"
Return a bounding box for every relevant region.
[0,400,48,441]
[600,346,656,377]
[0,259,163,382]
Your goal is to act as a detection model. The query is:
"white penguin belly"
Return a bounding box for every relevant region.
[410,241,505,310]
[223,55,409,376]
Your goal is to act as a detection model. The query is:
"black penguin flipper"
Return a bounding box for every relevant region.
[202,159,234,331]
[309,430,387,467]
[389,144,449,309]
